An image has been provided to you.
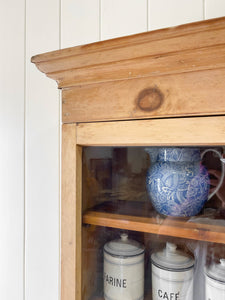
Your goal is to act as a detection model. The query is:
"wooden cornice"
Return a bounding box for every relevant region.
[32,17,225,123]
[31,17,225,89]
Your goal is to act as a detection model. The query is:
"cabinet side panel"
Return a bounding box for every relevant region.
[62,124,82,300]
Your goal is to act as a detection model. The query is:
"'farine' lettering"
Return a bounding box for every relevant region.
[104,273,127,288]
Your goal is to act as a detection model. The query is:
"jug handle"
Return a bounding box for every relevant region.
[201,149,225,201]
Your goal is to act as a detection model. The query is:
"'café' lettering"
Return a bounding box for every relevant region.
[158,290,180,300]
[104,273,127,288]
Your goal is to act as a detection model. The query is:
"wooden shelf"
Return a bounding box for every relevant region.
[83,201,225,244]
[91,293,152,300]
[91,294,152,300]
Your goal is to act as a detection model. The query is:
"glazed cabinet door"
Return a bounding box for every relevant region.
[61,116,225,300]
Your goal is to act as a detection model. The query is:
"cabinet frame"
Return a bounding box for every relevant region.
[62,116,225,300]
[31,17,225,300]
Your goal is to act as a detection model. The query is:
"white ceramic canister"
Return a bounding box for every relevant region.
[103,233,145,300]
[205,258,225,300]
[151,243,194,300]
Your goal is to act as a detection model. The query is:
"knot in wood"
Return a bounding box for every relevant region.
[137,87,164,112]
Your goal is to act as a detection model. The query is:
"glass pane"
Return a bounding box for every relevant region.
[82,146,225,300]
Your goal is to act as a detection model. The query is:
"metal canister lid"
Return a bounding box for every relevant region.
[151,242,194,271]
[104,233,145,258]
[205,259,225,283]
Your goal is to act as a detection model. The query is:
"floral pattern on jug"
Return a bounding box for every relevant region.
[145,147,224,217]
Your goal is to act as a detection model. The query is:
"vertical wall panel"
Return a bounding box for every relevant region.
[148,0,203,30]
[101,0,147,40]
[20,1,222,300]
[61,0,100,48]
[101,0,148,185]
[205,0,225,19]
[25,0,60,299]
[0,0,25,299]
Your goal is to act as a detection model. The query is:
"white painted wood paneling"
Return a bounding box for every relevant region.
[205,0,225,19]
[148,0,203,30]
[101,0,148,40]
[0,0,25,299]
[101,0,148,189]
[25,0,60,299]
[0,1,217,299]
[61,0,100,48]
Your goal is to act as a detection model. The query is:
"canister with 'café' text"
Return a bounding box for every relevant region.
[151,243,194,300]
[205,258,225,300]
[103,233,145,300]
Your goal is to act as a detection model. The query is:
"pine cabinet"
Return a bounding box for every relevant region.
[32,17,225,300]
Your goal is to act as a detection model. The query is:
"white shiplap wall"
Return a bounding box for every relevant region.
[148,0,204,30]
[0,0,25,299]
[101,0,148,39]
[25,0,60,299]
[61,0,100,48]
[0,1,224,299]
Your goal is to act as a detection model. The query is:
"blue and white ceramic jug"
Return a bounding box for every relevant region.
[145,147,224,217]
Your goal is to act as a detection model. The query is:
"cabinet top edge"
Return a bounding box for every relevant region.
[31,17,225,64]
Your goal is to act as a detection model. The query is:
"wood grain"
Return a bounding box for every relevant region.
[77,116,225,147]
[31,17,225,88]
[33,26,225,73]
[83,210,225,244]
[62,68,225,123]
[31,17,225,300]
[32,17,225,65]
[61,124,82,300]
[49,44,225,88]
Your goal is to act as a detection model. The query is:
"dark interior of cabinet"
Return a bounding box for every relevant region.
[82,146,225,211]
[81,146,225,300]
